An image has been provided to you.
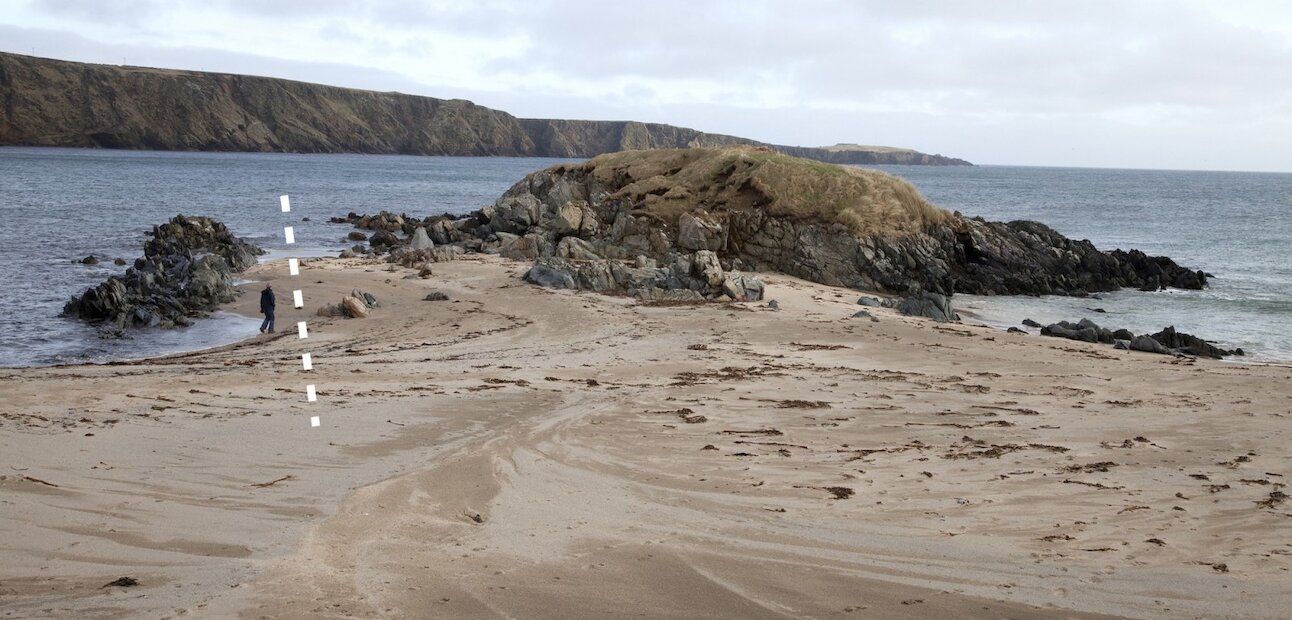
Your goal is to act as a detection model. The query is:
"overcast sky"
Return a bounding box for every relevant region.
[2,1,1290,171]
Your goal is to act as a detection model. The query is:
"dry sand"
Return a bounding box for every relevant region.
[1,254,1290,619]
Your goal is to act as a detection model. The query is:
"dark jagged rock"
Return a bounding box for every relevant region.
[952,219,1206,295]
[896,288,957,322]
[1041,318,1242,359]
[1150,326,1242,358]
[1129,335,1172,355]
[63,215,262,334]
[1022,318,1043,328]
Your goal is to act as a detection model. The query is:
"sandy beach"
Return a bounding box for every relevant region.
[2,253,1290,619]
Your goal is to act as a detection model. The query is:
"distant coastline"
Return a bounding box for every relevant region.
[0,52,970,166]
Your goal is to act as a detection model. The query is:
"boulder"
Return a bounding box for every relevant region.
[1040,321,1099,343]
[341,296,368,318]
[896,289,956,322]
[552,203,584,236]
[317,303,344,317]
[80,255,98,265]
[677,212,723,251]
[557,236,603,261]
[431,246,465,262]
[1007,326,1026,334]
[720,272,765,302]
[423,291,450,301]
[524,261,577,289]
[693,250,724,288]
[501,233,550,260]
[409,227,434,250]
[1129,334,1171,355]
[347,231,367,242]
[857,296,883,307]
[1022,318,1042,328]
[113,257,126,266]
[369,229,398,248]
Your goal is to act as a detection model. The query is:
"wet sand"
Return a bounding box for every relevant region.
[1,254,1289,618]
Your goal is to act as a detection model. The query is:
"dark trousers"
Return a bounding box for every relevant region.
[260,310,275,332]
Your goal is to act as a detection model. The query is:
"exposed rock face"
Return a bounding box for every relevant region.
[0,53,968,166]
[63,215,263,334]
[896,289,957,322]
[335,147,1208,308]
[499,149,1203,297]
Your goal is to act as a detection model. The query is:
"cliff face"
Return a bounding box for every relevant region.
[0,53,969,165]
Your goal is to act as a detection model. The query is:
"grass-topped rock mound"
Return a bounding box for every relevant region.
[337,147,1207,309]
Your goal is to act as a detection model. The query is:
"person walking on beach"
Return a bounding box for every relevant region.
[259,284,276,333]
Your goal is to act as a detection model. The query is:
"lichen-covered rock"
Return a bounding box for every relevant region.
[337,148,1208,308]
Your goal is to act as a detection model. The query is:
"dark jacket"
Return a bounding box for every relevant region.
[260,288,276,314]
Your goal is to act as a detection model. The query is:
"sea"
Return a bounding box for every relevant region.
[0,147,1288,367]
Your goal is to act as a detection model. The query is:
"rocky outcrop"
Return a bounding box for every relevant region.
[333,147,1208,308]
[1041,318,1241,359]
[63,215,262,335]
[0,52,968,166]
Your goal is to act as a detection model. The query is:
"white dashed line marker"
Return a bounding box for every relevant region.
[278,194,320,429]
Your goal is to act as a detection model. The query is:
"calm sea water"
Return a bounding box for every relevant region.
[0,148,571,367]
[871,164,1292,362]
[0,147,1287,366]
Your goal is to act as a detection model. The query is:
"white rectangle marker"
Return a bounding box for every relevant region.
[297,321,309,339]
[283,226,295,244]
[310,416,320,427]
[292,289,303,308]
[280,195,291,212]
[306,384,317,402]
[301,353,313,371]
[288,258,300,276]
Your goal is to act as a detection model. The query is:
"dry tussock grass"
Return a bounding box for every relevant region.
[565,147,949,237]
